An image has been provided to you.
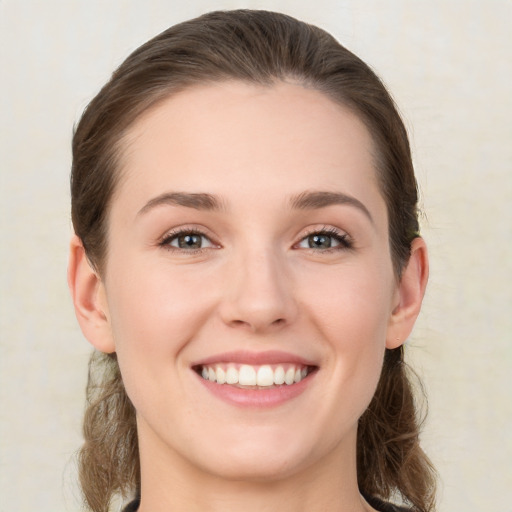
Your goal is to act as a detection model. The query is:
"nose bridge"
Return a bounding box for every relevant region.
[220,241,296,332]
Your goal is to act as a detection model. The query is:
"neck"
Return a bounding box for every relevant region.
[136,423,375,512]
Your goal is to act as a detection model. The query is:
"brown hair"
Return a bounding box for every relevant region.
[71,9,436,512]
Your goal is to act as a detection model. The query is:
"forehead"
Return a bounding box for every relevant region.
[114,80,384,222]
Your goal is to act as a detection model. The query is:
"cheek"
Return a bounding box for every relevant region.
[104,260,218,390]
[103,268,217,430]
[303,264,392,408]
[304,259,394,342]
[107,258,214,343]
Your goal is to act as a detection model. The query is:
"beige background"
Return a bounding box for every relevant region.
[1,1,511,511]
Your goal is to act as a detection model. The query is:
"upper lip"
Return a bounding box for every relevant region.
[192,350,317,367]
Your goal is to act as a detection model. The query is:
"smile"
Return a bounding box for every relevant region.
[196,363,315,388]
[192,351,318,407]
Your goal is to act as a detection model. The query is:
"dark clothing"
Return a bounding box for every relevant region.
[365,495,412,512]
[123,498,140,512]
[123,495,411,512]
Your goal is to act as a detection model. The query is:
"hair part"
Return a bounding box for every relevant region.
[71,9,436,512]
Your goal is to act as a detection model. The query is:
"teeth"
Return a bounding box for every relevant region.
[216,366,226,384]
[256,365,274,386]
[285,367,295,385]
[226,366,238,384]
[239,365,257,386]
[274,366,285,385]
[199,363,311,387]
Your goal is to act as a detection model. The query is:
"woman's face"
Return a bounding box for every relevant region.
[98,81,402,481]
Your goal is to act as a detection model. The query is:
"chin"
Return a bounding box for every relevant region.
[187,424,329,483]
[201,450,307,483]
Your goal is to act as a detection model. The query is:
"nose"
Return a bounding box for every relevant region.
[218,247,298,334]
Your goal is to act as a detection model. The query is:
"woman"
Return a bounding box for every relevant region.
[68,9,436,512]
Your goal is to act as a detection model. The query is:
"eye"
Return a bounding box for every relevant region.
[160,229,215,251]
[296,229,351,250]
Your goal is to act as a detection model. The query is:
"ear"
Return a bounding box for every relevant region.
[386,237,429,349]
[67,235,116,353]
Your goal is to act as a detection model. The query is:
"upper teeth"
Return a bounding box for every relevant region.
[200,364,309,387]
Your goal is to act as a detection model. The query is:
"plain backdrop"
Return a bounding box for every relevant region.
[0,1,511,511]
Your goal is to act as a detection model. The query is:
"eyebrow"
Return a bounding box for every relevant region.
[137,192,225,216]
[289,190,374,223]
[137,189,373,223]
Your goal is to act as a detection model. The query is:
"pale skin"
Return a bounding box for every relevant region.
[68,81,428,512]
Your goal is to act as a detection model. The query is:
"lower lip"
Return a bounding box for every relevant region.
[195,371,316,408]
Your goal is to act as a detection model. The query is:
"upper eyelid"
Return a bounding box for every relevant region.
[158,228,219,254]
[158,224,351,247]
[160,225,216,242]
[294,226,353,249]
[297,225,349,239]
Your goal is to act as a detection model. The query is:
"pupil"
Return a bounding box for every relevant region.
[179,234,201,249]
[309,234,331,248]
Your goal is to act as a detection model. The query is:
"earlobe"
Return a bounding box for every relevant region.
[67,235,116,353]
[386,237,429,349]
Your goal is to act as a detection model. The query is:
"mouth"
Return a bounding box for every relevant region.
[193,363,317,389]
[191,351,319,407]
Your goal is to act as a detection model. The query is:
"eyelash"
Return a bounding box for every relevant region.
[296,227,353,252]
[158,226,353,254]
[159,227,216,254]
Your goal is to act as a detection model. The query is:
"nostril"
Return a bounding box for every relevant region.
[230,317,286,329]
[231,319,248,327]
